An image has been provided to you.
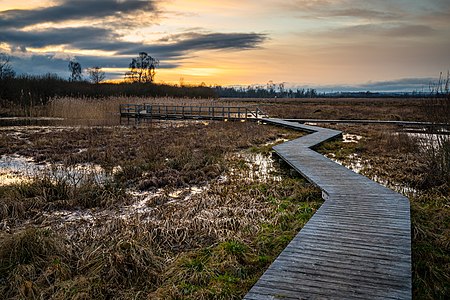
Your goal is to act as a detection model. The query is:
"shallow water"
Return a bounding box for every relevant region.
[342,133,362,143]
[325,152,418,196]
[228,151,282,182]
[0,154,108,186]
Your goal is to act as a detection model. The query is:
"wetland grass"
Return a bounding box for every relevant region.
[0,121,321,299]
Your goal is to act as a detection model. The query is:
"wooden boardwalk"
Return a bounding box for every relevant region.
[245,118,411,299]
[120,104,265,121]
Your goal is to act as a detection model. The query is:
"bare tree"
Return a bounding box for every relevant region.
[125,52,159,83]
[87,66,106,84]
[0,53,16,79]
[68,60,82,81]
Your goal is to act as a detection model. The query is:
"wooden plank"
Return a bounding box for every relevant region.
[244,118,411,300]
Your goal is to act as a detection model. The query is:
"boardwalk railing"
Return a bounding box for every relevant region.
[120,104,266,121]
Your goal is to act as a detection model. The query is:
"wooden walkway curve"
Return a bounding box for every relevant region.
[245,118,411,299]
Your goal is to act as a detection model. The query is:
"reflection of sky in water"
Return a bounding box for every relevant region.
[0,154,107,186]
[228,151,281,182]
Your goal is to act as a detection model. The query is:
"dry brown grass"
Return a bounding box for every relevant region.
[220,97,434,121]
[45,96,235,126]
[0,120,319,299]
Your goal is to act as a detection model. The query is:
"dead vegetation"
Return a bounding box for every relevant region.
[1,94,449,299]
[221,97,435,122]
[0,120,320,299]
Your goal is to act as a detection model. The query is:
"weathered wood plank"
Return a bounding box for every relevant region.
[244,118,411,300]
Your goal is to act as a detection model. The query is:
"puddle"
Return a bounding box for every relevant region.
[342,133,362,143]
[0,154,109,186]
[127,185,208,215]
[0,117,66,127]
[264,138,289,146]
[325,153,418,195]
[325,153,365,173]
[120,119,214,128]
[229,152,281,182]
[37,184,211,237]
[403,132,449,149]
[35,151,279,229]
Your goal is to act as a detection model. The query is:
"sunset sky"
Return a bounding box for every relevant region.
[1,0,449,91]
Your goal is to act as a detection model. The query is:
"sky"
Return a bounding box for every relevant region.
[0,0,449,91]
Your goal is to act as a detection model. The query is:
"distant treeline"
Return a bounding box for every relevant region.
[215,86,318,98]
[1,75,440,111]
[0,74,217,108]
[214,86,439,99]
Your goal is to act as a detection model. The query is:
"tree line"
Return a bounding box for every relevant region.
[0,52,216,111]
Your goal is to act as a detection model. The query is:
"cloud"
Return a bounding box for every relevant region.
[2,27,116,48]
[1,27,267,60]
[283,0,401,20]
[310,23,435,39]
[0,0,268,78]
[309,77,438,92]
[121,32,268,57]
[0,0,156,28]
[325,8,400,20]
[5,31,267,78]
[358,77,436,91]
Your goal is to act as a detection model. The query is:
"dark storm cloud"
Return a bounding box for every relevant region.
[9,52,180,80]
[9,54,70,76]
[1,27,115,48]
[1,27,267,61]
[0,0,155,28]
[6,32,267,78]
[120,32,268,57]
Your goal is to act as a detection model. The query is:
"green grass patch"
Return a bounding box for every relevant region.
[150,177,322,299]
